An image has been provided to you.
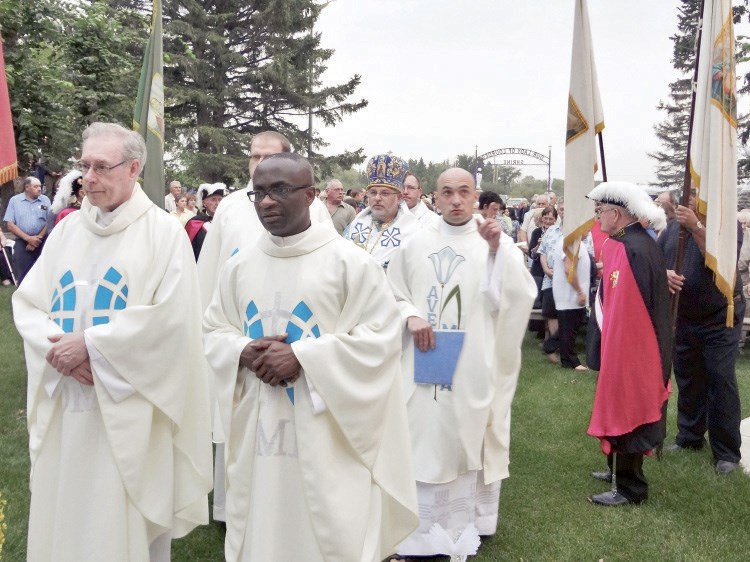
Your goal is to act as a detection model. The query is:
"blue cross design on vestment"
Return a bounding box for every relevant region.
[351,223,370,244]
[50,267,129,332]
[51,270,77,333]
[380,226,401,247]
[92,267,129,326]
[244,296,321,404]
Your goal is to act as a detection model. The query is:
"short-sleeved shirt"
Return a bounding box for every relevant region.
[164,194,176,212]
[538,224,563,290]
[329,202,355,235]
[4,192,51,236]
[658,219,742,321]
[551,235,591,310]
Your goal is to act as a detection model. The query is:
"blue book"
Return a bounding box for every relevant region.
[414,330,466,385]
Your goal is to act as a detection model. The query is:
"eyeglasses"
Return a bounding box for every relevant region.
[74,160,129,176]
[594,205,618,218]
[366,189,399,199]
[247,185,311,202]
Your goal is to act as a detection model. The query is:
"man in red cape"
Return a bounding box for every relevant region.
[586,181,672,506]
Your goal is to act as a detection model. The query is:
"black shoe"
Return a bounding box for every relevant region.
[588,490,645,506]
[590,470,612,483]
[715,460,739,475]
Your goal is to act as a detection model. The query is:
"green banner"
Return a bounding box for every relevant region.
[133,0,164,207]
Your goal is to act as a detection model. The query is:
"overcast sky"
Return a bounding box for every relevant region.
[314,0,746,185]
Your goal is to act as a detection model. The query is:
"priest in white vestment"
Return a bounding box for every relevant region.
[343,153,421,269]
[196,131,332,522]
[203,152,418,562]
[198,132,330,307]
[12,122,213,562]
[404,171,438,227]
[388,168,536,558]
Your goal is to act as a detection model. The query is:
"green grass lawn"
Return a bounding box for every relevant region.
[1,284,749,561]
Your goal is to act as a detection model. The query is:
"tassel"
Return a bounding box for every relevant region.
[725,299,734,328]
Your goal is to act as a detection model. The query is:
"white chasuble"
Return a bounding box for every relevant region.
[387,219,536,554]
[343,201,421,269]
[13,187,213,562]
[196,185,331,521]
[203,222,418,562]
[411,200,439,228]
[197,184,332,309]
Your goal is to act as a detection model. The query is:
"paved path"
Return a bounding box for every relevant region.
[741,417,750,474]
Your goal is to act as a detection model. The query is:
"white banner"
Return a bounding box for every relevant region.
[689,0,738,325]
[563,0,604,266]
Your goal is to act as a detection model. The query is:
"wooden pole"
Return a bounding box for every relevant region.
[671,0,705,329]
[597,132,608,182]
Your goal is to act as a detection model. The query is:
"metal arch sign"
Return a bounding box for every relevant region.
[479,147,549,166]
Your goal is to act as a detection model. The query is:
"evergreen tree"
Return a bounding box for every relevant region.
[159,0,367,186]
[733,1,750,181]
[651,0,750,186]
[63,2,141,129]
[649,0,701,189]
[0,0,145,174]
[0,0,77,171]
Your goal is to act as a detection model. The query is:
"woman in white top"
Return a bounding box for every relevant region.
[549,198,592,371]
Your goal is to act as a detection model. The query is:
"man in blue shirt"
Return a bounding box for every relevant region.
[3,176,50,283]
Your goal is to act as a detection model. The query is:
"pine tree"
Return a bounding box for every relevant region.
[649,0,701,189]
[733,2,750,181]
[158,0,367,186]
[651,0,750,186]
[63,2,141,129]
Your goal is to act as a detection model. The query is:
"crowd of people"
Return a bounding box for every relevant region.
[2,122,746,562]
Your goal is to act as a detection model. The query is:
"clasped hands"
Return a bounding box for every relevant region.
[26,234,44,251]
[240,334,301,387]
[46,332,93,385]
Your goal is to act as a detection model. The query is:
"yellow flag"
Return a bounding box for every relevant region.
[564,0,604,268]
[689,0,737,326]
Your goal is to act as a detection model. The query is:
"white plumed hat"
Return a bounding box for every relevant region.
[587,181,667,231]
[196,182,227,211]
[51,169,83,214]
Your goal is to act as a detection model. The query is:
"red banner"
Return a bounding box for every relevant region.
[0,33,18,185]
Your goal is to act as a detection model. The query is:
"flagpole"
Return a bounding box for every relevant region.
[671,0,706,329]
[597,132,608,182]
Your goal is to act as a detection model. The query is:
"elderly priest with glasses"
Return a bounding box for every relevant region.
[12,122,213,561]
[343,153,421,269]
[203,152,418,561]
